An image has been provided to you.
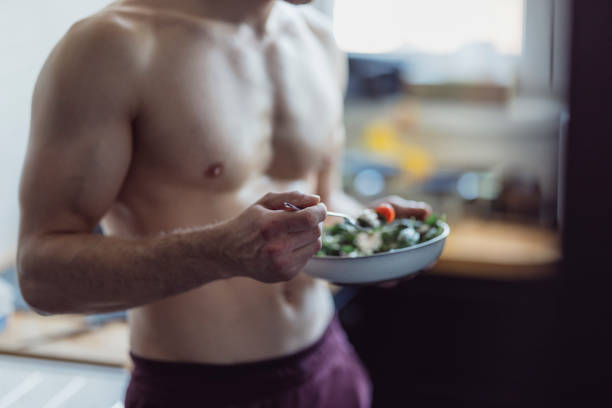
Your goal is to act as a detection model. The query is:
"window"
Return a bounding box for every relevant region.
[332,0,524,85]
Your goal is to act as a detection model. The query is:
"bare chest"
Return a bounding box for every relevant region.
[133,27,343,192]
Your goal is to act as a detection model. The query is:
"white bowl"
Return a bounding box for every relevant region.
[304,222,450,284]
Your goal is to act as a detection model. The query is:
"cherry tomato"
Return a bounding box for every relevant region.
[376,203,396,223]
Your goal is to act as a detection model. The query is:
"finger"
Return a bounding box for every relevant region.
[376,196,432,220]
[290,236,323,259]
[274,238,322,277]
[258,191,320,210]
[377,279,400,288]
[396,205,431,220]
[284,226,322,251]
[267,203,327,233]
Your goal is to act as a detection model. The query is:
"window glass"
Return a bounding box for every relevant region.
[333,0,524,55]
[333,0,524,85]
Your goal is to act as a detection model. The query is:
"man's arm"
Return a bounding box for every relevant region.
[18,17,325,315]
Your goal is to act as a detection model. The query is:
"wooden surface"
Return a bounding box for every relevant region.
[0,247,15,274]
[434,218,560,280]
[27,321,129,368]
[0,218,560,367]
[0,311,129,367]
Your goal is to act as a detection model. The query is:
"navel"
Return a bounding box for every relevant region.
[205,162,224,178]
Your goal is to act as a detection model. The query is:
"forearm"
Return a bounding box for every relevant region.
[17,225,229,315]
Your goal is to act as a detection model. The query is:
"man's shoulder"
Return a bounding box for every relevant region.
[34,9,154,115]
[52,9,151,76]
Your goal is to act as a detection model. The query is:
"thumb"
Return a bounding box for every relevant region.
[258,191,320,210]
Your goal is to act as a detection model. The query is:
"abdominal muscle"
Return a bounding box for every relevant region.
[104,175,335,364]
[128,275,334,364]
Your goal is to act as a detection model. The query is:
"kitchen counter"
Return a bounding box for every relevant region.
[433,218,559,280]
[0,311,129,368]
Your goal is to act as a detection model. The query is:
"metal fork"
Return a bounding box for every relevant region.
[283,202,365,230]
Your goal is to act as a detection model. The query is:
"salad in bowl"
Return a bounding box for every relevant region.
[318,204,447,257]
[304,203,449,284]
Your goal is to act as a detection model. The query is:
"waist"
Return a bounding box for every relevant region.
[126,313,356,406]
[128,276,335,363]
[130,313,343,384]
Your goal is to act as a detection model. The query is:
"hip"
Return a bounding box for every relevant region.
[125,313,372,408]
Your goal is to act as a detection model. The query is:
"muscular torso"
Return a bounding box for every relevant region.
[98,2,344,363]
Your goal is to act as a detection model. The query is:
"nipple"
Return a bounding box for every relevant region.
[205,162,224,178]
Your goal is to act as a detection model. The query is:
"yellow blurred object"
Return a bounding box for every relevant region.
[363,122,401,153]
[399,144,434,180]
[362,120,434,181]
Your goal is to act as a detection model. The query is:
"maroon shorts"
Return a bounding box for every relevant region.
[125,315,372,408]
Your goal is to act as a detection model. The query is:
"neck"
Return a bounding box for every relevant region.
[142,0,276,27]
[203,0,276,24]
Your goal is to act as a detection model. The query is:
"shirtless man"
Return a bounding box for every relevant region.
[17,0,431,406]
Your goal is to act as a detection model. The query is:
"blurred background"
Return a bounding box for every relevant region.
[0,0,590,407]
[317,1,569,407]
[0,0,569,258]
[332,0,568,228]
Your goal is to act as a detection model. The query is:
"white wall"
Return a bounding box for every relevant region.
[311,0,334,16]
[0,1,111,254]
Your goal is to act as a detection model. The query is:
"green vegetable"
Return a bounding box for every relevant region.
[426,214,440,226]
[318,211,446,257]
[420,226,442,243]
[397,227,420,247]
[341,244,356,254]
